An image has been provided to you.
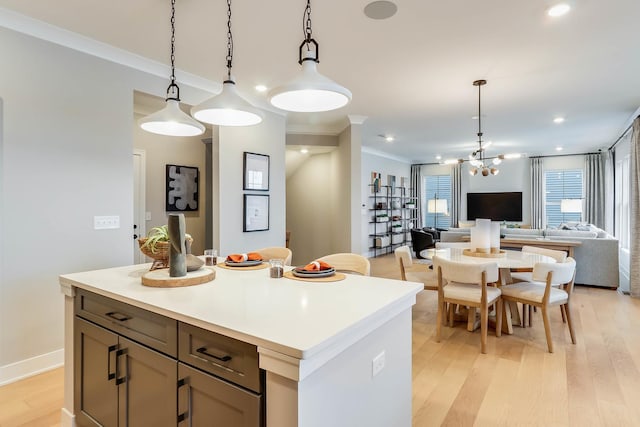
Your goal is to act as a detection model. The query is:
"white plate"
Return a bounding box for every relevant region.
[292,268,336,278]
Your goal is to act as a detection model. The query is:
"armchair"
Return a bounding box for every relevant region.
[410,229,435,259]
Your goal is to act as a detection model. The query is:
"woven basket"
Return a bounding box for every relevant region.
[138,238,170,263]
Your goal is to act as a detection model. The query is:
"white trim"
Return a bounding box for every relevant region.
[0,7,218,94]
[0,348,64,386]
[361,146,412,164]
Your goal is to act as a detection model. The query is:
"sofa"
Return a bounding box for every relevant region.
[440,225,619,288]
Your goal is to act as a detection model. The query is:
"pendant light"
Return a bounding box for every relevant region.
[468,80,500,176]
[139,0,205,137]
[268,0,352,112]
[191,0,263,126]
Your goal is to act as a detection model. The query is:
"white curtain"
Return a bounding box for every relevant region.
[604,149,615,233]
[450,163,462,228]
[410,164,422,229]
[530,158,544,229]
[584,153,606,228]
[629,117,640,298]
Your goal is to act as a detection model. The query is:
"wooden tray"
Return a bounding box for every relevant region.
[141,267,215,287]
[462,249,506,258]
[283,271,346,283]
[218,262,269,271]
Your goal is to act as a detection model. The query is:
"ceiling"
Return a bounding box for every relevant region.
[2,0,639,163]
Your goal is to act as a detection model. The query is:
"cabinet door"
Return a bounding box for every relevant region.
[74,318,119,427]
[178,363,262,427]
[118,337,176,427]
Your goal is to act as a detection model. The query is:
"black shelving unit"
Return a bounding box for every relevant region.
[368,185,419,257]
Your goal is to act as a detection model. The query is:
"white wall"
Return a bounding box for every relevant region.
[361,151,411,257]
[286,152,335,265]
[421,158,530,225]
[217,113,286,255]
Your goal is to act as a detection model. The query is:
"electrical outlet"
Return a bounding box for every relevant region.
[94,215,120,230]
[372,351,385,377]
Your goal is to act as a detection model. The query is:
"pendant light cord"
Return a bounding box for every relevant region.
[225,0,234,83]
[298,0,319,64]
[477,82,483,161]
[166,0,180,101]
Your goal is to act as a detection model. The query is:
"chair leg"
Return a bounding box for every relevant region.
[560,305,567,323]
[480,304,488,354]
[495,298,503,338]
[436,300,443,343]
[522,304,527,328]
[448,303,454,327]
[467,307,477,332]
[528,305,533,327]
[541,306,554,353]
[564,303,576,344]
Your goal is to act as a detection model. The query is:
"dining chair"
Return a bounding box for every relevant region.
[499,257,577,353]
[256,247,293,266]
[433,256,502,354]
[511,246,568,326]
[510,245,567,283]
[394,245,437,290]
[316,253,370,276]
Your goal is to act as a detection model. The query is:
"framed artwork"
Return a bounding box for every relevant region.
[243,194,270,232]
[243,152,270,191]
[166,164,199,211]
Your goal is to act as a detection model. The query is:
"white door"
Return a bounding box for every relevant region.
[133,149,147,264]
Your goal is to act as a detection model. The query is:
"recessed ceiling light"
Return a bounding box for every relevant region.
[300,148,309,154]
[364,1,397,20]
[254,84,267,92]
[548,3,571,17]
[556,146,563,151]
[554,116,565,124]
[435,155,442,160]
[385,136,394,142]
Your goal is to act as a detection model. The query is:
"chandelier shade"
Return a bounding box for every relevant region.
[268,0,352,112]
[192,0,263,126]
[191,80,263,126]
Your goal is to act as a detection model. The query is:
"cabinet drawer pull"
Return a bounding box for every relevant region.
[107,345,117,380]
[196,346,232,362]
[177,378,192,427]
[115,348,128,385]
[105,311,131,322]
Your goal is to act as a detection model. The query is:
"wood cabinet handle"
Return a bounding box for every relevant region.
[196,346,232,362]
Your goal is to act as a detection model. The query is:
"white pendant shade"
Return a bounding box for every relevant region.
[269,54,352,113]
[191,81,263,126]
[139,99,205,137]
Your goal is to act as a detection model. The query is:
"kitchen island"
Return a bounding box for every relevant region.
[59,262,422,426]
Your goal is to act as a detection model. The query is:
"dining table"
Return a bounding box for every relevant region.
[420,247,556,333]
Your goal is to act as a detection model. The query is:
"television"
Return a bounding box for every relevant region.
[466,192,523,221]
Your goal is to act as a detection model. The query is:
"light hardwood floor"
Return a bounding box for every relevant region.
[2,254,639,426]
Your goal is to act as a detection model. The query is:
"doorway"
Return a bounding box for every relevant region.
[133,149,146,264]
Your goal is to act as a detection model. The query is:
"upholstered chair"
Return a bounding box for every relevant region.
[394,245,437,290]
[316,253,370,276]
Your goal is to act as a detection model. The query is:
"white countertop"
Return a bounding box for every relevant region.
[59,261,422,362]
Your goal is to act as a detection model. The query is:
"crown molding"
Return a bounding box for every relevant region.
[0,7,219,94]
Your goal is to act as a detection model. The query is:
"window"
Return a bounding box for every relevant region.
[545,169,583,227]
[424,175,451,229]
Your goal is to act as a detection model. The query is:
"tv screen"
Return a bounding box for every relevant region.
[467,192,523,221]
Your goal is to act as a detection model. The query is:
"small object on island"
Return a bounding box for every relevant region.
[185,237,204,271]
[269,259,284,278]
[168,214,187,277]
[204,249,217,266]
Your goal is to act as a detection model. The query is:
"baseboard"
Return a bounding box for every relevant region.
[0,348,64,386]
[61,407,76,427]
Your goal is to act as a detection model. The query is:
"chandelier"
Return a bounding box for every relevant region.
[468,79,502,176]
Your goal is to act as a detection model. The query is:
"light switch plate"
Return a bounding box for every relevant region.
[94,215,120,230]
[372,351,385,377]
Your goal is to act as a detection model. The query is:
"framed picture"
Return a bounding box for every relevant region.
[243,152,270,191]
[243,194,270,232]
[166,164,199,211]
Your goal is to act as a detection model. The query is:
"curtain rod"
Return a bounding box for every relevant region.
[608,114,638,151]
[413,151,600,165]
